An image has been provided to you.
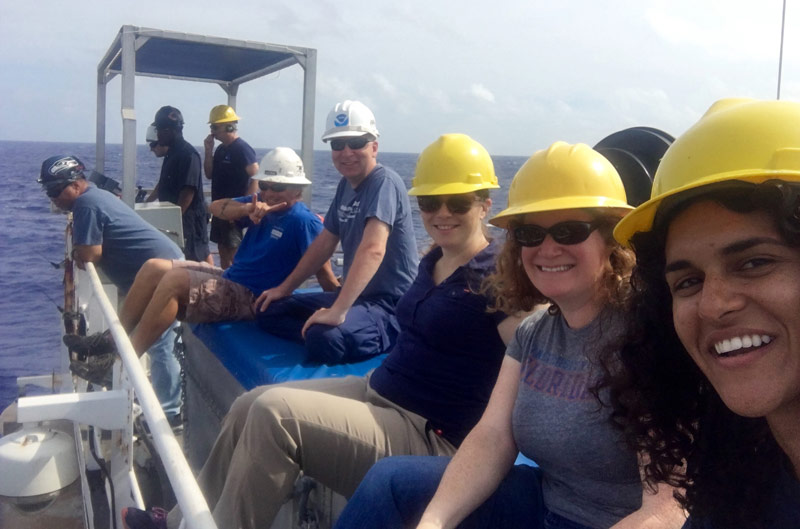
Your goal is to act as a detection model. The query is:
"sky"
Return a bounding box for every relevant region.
[1,0,797,156]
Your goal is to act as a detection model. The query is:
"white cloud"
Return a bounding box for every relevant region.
[373,74,399,99]
[469,84,496,103]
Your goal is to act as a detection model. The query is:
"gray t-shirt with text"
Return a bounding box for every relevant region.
[507,309,642,528]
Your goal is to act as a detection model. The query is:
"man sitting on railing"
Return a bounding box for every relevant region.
[65,148,338,365]
[39,154,185,421]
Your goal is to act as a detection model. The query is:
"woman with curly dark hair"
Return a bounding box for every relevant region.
[611,98,800,529]
[334,141,686,529]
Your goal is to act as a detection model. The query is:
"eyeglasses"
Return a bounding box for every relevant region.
[149,141,159,149]
[258,182,288,192]
[330,137,371,152]
[45,183,70,198]
[416,195,480,215]
[513,221,600,247]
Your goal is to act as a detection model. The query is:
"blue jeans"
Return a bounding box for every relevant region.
[147,321,181,418]
[334,456,593,529]
[256,292,400,364]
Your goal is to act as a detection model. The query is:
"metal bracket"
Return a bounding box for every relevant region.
[17,390,129,429]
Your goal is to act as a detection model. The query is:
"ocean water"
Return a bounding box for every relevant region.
[0,140,527,414]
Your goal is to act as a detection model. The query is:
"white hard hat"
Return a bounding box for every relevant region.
[321,100,380,142]
[253,147,312,185]
[145,125,158,143]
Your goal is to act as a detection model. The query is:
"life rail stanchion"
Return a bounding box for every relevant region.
[84,263,218,529]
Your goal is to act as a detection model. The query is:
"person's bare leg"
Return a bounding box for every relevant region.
[129,268,191,356]
[218,245,235,269]
[204,253,215,266]
[120,258,175,331]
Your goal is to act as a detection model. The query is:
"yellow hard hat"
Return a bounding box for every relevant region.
[208,105,241,124]
[490,141,632,229]
[614,98,800,247]
[408,134,499,196]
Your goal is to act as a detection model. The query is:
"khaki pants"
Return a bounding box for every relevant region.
[171,375,456,529]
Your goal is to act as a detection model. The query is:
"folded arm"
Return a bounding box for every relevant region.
[73,244,103,270]
[300,217,389,333]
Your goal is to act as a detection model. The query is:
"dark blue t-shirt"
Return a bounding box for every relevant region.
[369,239,507,446]
[72,185,183,292]
[210,137,257,200]
[682,466,800,529]
[222,198,324,295]
[323,164,418,301]
[158,137,208,260]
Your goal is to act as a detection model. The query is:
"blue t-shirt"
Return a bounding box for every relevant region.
[369,239,506,446]
[323,164,418,300]
[158,137,209,261]
[222,198,324,295]
[682,466,800,529]
[210,137,257,200]
[72,185,183,292]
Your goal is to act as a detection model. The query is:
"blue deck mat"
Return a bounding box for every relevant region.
[189,320,387,390]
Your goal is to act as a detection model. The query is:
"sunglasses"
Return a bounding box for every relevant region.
[149,141,159,149]
[330,137,370,152]
[45,183,70,198]
[513,221,601,247]
[416,195,480,215]
[258,182,288,192]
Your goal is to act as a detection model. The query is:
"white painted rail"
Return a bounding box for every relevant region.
[83,263,218,529]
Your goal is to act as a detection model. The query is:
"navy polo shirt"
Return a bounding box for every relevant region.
[369,239,507,446]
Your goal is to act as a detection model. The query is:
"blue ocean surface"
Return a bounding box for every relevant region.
[0,140,526,414]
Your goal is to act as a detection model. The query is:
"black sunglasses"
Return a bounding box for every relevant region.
[149,141,159,149]
[45,182,70,198]
[330,137,370,152]
[258,182,288,192]
[416,195,480,215]
[513,221,600,247]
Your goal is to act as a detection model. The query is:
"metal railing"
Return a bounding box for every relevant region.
[81,262,219,529]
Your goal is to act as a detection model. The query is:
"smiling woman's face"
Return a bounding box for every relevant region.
[519,208,611,318]
[665,200,800,420]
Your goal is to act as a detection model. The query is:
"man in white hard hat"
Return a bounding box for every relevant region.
[204,104,259,269]
[66,148,338,368]
[255,100,419,364]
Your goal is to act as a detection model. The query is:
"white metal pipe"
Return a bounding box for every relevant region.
[777,0,787,99]
[121,27,137,207]
[84,263,218,529]
[300,48,316,205]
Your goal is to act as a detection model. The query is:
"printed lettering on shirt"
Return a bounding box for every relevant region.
[270,227,284,239]
[520,355,592,401]
[337,200,361,223]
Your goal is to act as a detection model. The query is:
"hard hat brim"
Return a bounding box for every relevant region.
[321,129,378,142]
[408,182,500,196]
[208,117,240,124]
[251,174,312,185]
[613,170,800,247]
[490,197,632,229]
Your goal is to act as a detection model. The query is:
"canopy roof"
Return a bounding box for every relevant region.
[99,26,313,86]
[96,25,317,206]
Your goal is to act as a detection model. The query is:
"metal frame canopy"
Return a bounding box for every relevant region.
[96,25,317,206]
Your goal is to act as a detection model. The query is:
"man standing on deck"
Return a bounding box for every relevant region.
[150,105,213,264]
[62,148,338,366]
[255,100,419,363]
[204,104,259,269]
[38,154,184,422]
